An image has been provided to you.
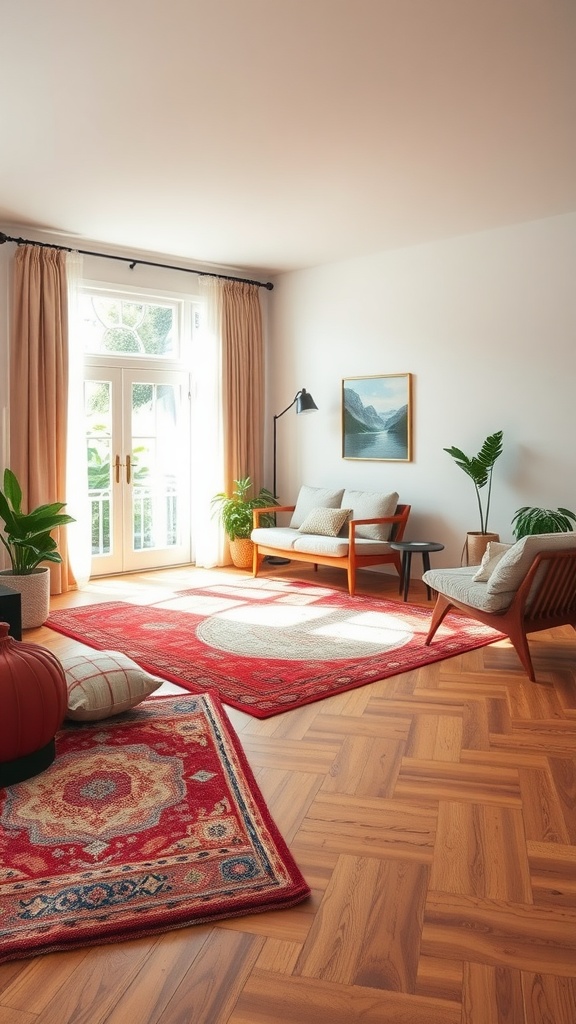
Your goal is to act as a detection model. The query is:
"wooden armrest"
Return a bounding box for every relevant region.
[348,510,409,546]
[253,505,295,526]
[349,514,403,529]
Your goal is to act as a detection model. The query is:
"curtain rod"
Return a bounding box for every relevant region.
[0,232,274,290]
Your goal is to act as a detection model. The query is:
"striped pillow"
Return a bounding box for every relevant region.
[62,650,162,721]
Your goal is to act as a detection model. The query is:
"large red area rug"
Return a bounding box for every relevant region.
[46,577,504,718]
[0,693,310,964]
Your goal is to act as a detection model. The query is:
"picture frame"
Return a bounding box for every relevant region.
[342,373,413,461]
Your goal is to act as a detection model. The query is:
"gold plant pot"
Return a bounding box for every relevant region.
[464,532,500,566]
[229,538,254,570]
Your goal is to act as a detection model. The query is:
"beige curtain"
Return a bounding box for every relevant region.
[10,245,75,594]
[221,280,265,494]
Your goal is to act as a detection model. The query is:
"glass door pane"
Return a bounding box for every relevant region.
[122,370,191,572]
[85,367,191,576]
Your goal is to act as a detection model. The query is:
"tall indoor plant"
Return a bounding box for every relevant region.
[0,468,75,627]
[211,476,278,569]
[444,430,504,564]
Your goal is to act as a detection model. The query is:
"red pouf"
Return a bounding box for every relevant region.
[0,622,67,787]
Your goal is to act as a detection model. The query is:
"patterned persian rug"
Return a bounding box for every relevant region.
[0,693,310,964]
[45,577,505,718]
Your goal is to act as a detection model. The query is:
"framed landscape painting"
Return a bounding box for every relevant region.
[342,373,413,461]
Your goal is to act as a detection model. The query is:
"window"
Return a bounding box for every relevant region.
[79,291,180,358]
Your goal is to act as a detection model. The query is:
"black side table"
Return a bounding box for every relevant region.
[389,541,445,602]
[0,584,22,640]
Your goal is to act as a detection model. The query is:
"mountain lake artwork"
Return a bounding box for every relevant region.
[342,374,412,461]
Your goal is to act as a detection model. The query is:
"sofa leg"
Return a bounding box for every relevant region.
[425,595,453,644]
[347,565,356,596]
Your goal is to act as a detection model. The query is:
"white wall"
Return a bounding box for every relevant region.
[268,212,576,569]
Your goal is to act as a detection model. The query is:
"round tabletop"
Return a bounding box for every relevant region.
[389,541,445,553]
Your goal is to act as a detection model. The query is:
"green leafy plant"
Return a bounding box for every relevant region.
[0,468,76,574]
[211,476,278,541]
[444,430,504,535]
[511,505,576,540]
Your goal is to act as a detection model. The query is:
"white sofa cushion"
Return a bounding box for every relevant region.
[293,535,394,558]
[298,506,353,537]
[293,534,350,557]
[486,532,576,596]
[289,485,345,528]
[340,489,399,540]
[472,541,513,582]
[251,526,301,549]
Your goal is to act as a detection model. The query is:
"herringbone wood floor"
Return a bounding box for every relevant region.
[1,563,575,1024]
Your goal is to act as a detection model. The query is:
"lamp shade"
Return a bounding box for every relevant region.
[296,389,318,414]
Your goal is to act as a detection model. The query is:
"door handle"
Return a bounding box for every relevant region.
[126,454,131,485]
[115,454,120,483]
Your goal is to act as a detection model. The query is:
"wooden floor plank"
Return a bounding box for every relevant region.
[431,802,532,901]
[422,891,576,975]
[394,757,522,806]
[295,793,436,862]
[522,972,576,1024]
[462,963,525,1024]
[295,855,428,992]
[229,969,462,1024]
[155,930,265,1024]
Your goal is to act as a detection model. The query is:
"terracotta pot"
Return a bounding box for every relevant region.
[464,532,500,566]
[229,538,254,570]
[0,566,51,628]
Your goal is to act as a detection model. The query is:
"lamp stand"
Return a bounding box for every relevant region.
[268,388,318,566]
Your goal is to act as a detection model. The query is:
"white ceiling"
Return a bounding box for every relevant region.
[2,0,576,275]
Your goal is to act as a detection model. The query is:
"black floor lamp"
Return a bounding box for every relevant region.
[273,388,318,500]
[267,388,318,566]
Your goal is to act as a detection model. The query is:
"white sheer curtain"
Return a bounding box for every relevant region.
[192,277,226,567]
[65,251,92,586]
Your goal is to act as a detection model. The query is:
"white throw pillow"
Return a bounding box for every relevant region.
[472,542,513,582]
[289,486,345,529]
[62,650,162,721]
[298,506,353,537]
[340,489,399,540]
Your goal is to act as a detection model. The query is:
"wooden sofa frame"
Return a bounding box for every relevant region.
[252,503,411,596]
[425,548,576,681]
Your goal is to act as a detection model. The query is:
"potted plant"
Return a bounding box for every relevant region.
[444,430,504,564]
[211,476,278,569]
[0,468,76,628]
[511,505,576,540]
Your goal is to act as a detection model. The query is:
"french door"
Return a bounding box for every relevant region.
[85,366,191,575]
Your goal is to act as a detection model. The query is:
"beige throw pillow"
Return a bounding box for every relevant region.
[472,542,513,583]
[63,650,162,721]
[298,507,353,537]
